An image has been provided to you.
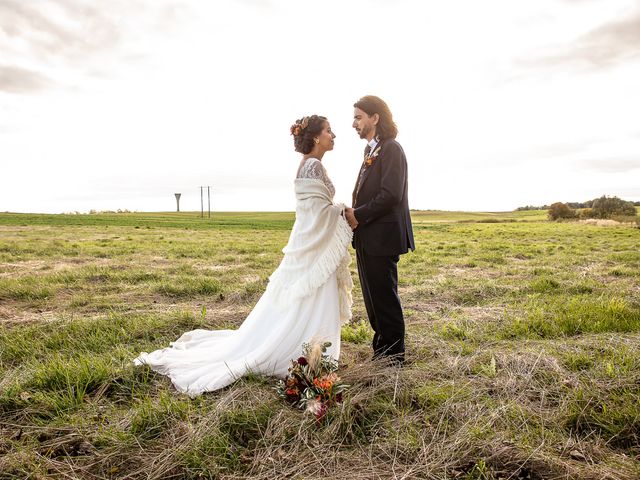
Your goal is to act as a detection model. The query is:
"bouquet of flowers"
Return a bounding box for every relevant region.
[275,341,349,420]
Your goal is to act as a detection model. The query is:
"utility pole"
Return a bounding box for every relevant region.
[200,186,204,218]
[199,186,212,219]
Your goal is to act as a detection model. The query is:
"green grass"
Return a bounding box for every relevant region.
[0,211,639,478]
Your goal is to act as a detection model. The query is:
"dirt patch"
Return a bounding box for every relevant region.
[0,305,13,319]
[0,308,70,327]
[0,293,254,329]
[458,305,505,322]
[0,258,112,279]
[194,264,239,273]
[579,219,626,227]
[241,274,261,283]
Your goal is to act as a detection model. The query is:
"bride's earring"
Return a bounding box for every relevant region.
[314,138,319,144]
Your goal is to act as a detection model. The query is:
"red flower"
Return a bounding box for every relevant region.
[315,402,328,420]
[297,357,308,366]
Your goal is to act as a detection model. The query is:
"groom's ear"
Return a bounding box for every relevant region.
[372,113,380,126]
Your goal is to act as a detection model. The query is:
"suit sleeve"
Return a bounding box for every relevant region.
[353,142,405,226]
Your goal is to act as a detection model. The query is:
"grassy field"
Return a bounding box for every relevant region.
[0,210,638,479]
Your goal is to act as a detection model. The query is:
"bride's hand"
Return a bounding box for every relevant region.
[345,208,358,230]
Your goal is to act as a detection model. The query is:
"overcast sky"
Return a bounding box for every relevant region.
[1,0,639,213]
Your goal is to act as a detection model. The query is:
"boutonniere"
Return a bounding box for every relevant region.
[365,145,382,166]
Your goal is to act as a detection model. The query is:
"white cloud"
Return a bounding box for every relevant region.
[517,11,640,72]
[0,65,54,93]
[1,0,639,213]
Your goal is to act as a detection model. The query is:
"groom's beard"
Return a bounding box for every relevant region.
[357,125,372,139]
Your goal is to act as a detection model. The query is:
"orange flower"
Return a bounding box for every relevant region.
[365,146,382,166]
[313,377,334,391]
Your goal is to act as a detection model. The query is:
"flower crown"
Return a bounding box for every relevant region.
[290,116,310,137]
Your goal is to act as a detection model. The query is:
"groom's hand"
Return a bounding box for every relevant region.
[345,208,359,230]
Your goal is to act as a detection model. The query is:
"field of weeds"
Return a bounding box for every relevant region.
[0,210,639,479]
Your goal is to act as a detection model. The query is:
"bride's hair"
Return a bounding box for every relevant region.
[290,115,327,154]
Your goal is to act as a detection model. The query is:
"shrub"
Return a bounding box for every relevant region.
[548,202,576,220]
[578,208,593,219]
[590,195,637,219]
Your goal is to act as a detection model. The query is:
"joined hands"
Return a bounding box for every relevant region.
[345,208,359,230]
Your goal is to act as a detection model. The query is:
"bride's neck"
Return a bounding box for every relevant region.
[303,150,324,162]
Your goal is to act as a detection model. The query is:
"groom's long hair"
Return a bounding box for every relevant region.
[354,95,398,141]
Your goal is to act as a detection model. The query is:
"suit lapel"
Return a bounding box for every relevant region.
[352,145,369,204]
[354,140,383,203]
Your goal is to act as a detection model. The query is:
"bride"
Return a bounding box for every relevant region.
[134,115,353,396]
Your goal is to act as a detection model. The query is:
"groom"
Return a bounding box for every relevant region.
[345,95,415,364]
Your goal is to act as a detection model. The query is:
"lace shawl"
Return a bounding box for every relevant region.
[297,158,335,198]
[265,178,353,324]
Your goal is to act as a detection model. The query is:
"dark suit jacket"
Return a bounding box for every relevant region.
[352,139,415,256]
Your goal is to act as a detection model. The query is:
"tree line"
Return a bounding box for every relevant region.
[542,196,639,220]
[517,198,640,211]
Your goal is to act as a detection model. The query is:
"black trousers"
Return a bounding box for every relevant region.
[355,248,405,363]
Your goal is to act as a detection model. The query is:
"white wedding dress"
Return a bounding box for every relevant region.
[134,158,353,397]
